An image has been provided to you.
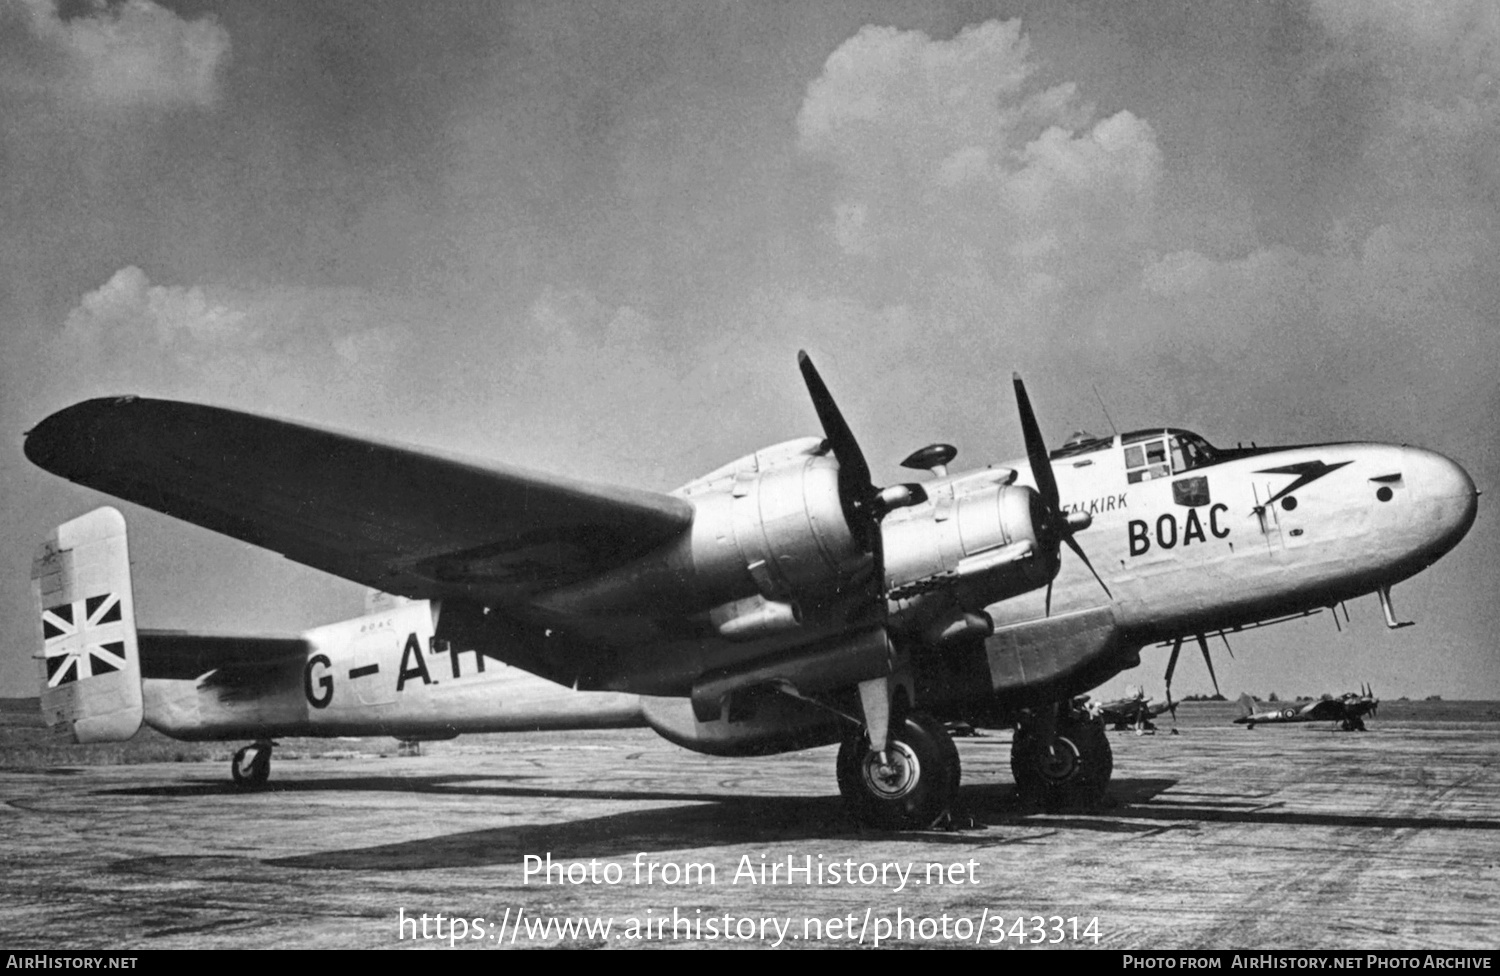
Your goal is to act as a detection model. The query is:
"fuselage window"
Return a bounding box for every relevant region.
[1126,439,1170,483]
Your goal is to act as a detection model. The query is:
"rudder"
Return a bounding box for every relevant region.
[1236,692,1256,719]
[31,507,143,743]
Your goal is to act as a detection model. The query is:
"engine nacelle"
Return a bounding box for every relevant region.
[883,475,1055,630]
[538,440,1051,643]
[538,437,866,625]
[676,438,871,636]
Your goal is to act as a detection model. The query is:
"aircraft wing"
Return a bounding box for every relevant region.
[138,631,311,680]
[24,397,696,603]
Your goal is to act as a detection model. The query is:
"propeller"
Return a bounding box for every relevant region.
[796,356,1110,625]
[1012,373,1112,614]
[798,352,925,612]
[798,352,930,756]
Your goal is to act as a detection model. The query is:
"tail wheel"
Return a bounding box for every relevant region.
[1011,712,1112,810]
[837,712,959,830]
[231,743,271,789]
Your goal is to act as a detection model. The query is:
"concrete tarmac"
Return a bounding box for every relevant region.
[1,704,1496,950]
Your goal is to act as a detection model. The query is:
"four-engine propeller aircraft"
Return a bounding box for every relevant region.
[1234,686,1380,731]
[1086,685,1177,733]
[24,352,1477,828]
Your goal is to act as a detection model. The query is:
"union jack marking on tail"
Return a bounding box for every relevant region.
[41,592,127,687]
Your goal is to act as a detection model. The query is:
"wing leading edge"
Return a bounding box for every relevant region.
[25,397,695,602]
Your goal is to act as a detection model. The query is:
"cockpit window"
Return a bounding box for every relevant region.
[1171,432,1219,472]
[1123,430,1220,483]
[1125,439,1170,483]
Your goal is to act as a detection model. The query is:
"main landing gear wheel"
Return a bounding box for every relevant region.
[231,742,272,789]
[837,712,960,830]
[1011,711,1112,811]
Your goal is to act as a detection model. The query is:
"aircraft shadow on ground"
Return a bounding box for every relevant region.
[95,770,1499,873]
[267,796,869,871]
[100,773,1078,870]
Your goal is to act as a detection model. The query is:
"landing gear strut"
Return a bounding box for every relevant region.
[231,740,273,789]
[1011,704,1112,810]
[837,712,960,830]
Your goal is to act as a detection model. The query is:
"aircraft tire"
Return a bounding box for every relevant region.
[836,713,959,830]
[231,744,271,789]
[1011,712,1113,811]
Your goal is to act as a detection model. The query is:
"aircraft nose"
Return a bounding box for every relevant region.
[1403,447,1479,557]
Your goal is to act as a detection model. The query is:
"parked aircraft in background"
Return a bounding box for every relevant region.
[1086,685,1177,734]
[1234,687,1380,731]
[25,352,1476,828]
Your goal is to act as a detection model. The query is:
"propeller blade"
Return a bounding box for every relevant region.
[1013,372,1058,510]
[1195,632,1221,698]
[1064,535,1113,599]
[798,351,875,548]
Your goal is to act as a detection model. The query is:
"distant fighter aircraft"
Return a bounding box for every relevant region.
[1087,685,1177,733]
[1234,687,1380,731]
[24,353,1476,828]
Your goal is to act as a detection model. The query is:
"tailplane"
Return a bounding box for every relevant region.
[31,507,143,743]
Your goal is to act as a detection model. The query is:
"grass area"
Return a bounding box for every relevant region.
[0,705,413,769]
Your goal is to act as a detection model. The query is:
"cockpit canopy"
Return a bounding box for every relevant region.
[1050,428,1222,483]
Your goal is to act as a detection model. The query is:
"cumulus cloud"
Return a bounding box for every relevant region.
[782,12,1498,453]
[6,0,229,110]
[55,266,414,422]
[65,265,251,345]
[797,21,1162,298]
[1123,1,1499,389]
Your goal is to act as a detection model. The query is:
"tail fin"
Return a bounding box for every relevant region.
[31,507,143,743]
[1236,692,1256,718]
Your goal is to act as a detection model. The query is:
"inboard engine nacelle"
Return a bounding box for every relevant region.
[882,470,1056,636]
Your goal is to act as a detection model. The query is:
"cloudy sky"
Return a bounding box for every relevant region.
[2,0,1496,701]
